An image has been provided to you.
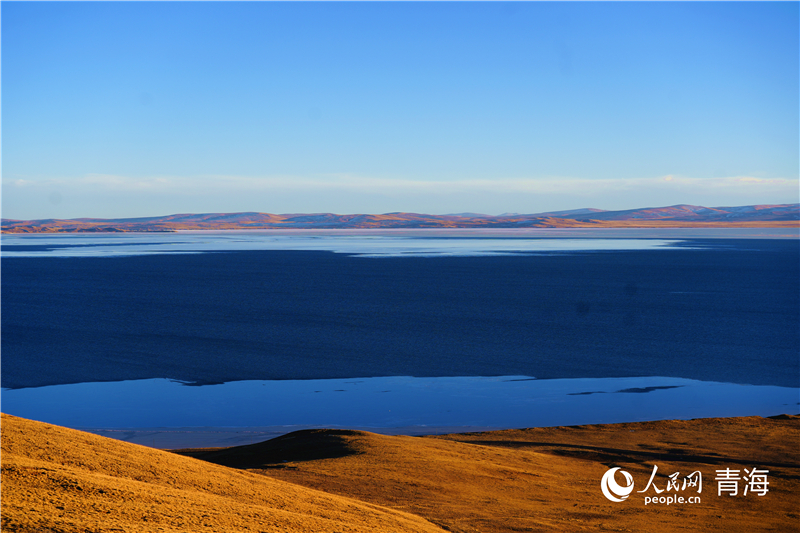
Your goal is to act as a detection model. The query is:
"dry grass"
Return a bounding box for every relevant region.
[3,413,798,532]
[0,414,444,533]
[185,415,800,533]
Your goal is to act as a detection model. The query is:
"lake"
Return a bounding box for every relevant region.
[2,229,798,447]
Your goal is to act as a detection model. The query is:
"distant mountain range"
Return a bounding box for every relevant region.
[2,203,798,233]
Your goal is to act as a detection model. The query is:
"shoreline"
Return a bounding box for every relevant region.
[5,375,797,449]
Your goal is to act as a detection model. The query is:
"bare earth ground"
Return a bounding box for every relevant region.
[3,414,798,532]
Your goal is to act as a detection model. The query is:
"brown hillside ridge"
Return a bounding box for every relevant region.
[0,414,444,533]
[3,414,798,532]
[2,203,798,232]
[181,415,800,533]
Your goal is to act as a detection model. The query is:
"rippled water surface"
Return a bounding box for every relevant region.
[2,231,797,446]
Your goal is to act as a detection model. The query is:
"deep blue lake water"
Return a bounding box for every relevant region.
[2,235,798,389]
[1,231,798,446]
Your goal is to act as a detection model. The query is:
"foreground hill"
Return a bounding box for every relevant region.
[2,203,798,232]
[181,415,800,532]
[3,413,797,532]
[0,414,444,533]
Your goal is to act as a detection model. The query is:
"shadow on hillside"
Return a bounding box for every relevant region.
[174,428,366,469]
[442,439,800,477]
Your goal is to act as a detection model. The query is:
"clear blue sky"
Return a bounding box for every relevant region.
[2,1,798,219]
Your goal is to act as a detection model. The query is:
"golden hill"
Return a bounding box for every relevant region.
[2,203,798,233]
[0,414,444,533]
[3,413,798,532]
[183,416,800,533]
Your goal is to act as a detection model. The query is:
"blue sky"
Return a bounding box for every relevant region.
[2,1,798,219]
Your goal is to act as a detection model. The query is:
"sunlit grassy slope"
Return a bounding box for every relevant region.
[0,414,444,533]
[3,413,798,532]
[185,416,800,533]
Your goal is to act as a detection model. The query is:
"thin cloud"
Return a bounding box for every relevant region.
[7,174,798,196]
[5,173,797,219]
